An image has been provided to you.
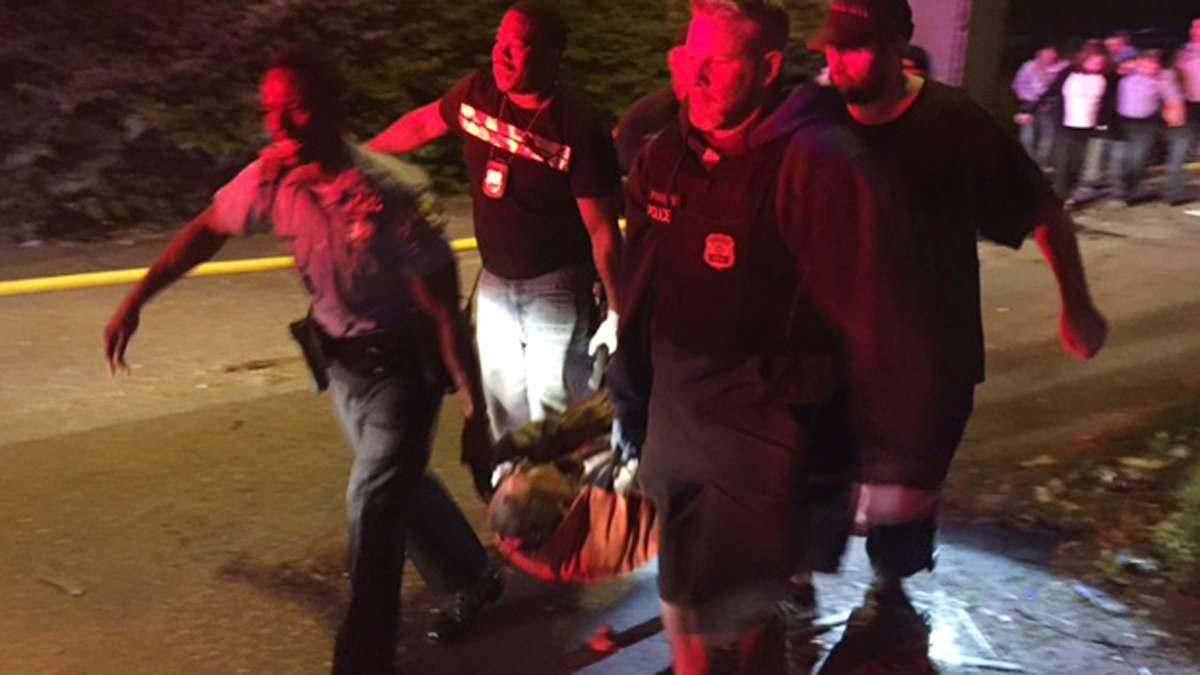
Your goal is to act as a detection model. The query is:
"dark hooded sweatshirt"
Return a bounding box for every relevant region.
[620,82,911,481]
[606,83,896,601]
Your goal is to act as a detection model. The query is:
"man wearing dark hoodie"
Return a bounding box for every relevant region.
[811,0,1108,636]
[606,0,893,671]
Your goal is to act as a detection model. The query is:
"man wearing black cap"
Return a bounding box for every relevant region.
[808,0,1108,617]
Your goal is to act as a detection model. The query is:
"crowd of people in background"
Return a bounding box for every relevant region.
[1013,18,1200,207]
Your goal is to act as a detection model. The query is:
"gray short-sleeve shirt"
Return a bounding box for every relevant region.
[211,143,453,337]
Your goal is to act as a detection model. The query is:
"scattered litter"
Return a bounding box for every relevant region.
[977,607,1013,624]
[586,625,618,653]
[1015,606,1077,634]
[1118,457,1170,471]
[1136,668,1154,675]
[996,307,1011,313]
[1168,445,1191,460]
[1184,209,1200,217]
[1072,583,1130,615]
[1019,454,1057,469]
[954,656,1025,672]
[19,239,43,248]
[35,569,85,597]
[1093,629,1156,649]
[1136,594,1166,607]
[1114,551,1160,575]
[956,608,998,658]
[1094,467,1120,488]
[1033,486,1055,503]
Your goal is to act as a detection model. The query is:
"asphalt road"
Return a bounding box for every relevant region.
[2,197,1200,674]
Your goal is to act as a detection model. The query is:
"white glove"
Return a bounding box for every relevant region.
[491,460,517,490]
[589,311,619,357]
[613,458,639,496]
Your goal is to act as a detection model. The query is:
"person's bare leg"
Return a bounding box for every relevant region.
[661,600,710,675]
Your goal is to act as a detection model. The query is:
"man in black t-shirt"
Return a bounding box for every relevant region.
[809,0,1108,616]
[369,2,623,443]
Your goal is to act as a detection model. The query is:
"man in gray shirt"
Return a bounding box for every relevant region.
[1014,46,1067,167]
[1166,17,1200,204]
[1113,50,1184,203]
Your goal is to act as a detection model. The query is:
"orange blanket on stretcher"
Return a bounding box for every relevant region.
[497,485,659,584]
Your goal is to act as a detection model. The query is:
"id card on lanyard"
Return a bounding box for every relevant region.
[483,157,511,199]
[481,96,551,200]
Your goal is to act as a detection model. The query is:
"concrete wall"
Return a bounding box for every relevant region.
[909,0,1011,114]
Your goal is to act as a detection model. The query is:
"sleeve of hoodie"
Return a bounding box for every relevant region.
[604,148,658,455]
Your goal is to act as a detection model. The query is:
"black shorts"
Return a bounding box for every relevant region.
[816,385,976,490]
[647,480,795,608]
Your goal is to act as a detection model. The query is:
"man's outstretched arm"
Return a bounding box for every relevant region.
[103,207,230,374]
[366,100,450,154]
[1031,200,1108,361]
[406,261,485,421]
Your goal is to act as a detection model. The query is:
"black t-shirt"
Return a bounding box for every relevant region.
[440,70,621,280]
[613,86,680,174]
[847,80,1057,385]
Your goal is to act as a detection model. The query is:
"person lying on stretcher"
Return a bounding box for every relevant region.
[478,391,658,584]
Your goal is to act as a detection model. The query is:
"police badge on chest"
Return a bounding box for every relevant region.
[483,158,511,199]
[704,233,736,270]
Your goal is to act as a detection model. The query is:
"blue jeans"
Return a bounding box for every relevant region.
[1019,108,1057,168]
[1081,136,1113,189]
[1165,102,1200,203]
[476,264,595,439]
[1053,128,1092,199]
[1112,118,1159,201]
[329,357,488,674]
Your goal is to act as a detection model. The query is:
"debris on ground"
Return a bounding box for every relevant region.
[1072,583,1130,615]
[1113,551,1161,575]
[34,567,86,597]
[1019,455,1057,469]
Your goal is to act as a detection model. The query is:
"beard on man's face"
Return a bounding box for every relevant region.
[833,71,885,105]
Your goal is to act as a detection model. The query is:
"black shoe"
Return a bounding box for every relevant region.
[846,579,929,647]
[425,569,504,644]
[780,582,821,672]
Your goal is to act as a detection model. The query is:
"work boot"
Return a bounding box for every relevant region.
[819,578,933,675]
[425,567,505,644]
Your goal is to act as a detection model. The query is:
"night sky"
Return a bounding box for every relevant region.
[1008,0,1198,50]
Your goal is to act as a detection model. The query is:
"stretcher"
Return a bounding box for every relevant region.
[475,391,660,584]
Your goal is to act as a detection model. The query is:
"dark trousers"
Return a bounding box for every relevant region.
[1165,102,1200,203]
[1053,127,1094,200]
[329,358,488,675]
[1113,117,1161,201]
[1020,108,1058,167]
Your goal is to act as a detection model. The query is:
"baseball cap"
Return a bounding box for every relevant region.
[808,0,914,51]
